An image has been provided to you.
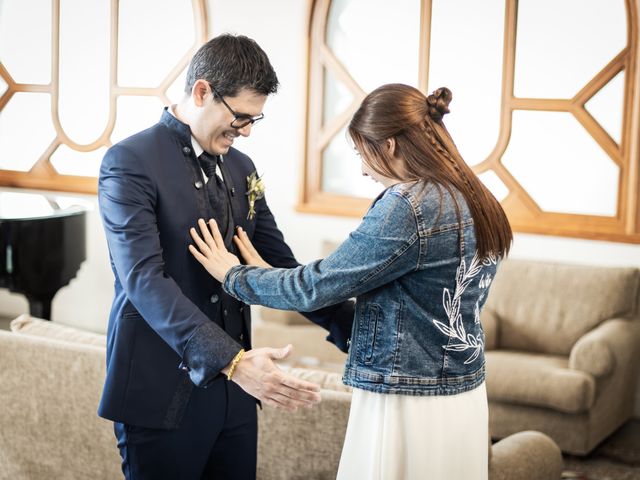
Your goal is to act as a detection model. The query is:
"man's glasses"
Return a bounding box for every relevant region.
[210,85,264,129]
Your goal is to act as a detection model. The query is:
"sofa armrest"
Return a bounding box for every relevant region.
[489,431,563,480]
[481,308,499,350]
[0,329,120,479]
[569,318,640,378]
[10,314,106,346]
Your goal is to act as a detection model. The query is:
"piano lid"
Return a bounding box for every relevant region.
[0,190,89,221]
[0,189,89,320]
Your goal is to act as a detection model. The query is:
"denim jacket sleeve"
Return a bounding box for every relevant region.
[249,191,356,352]
[223,189,420,311]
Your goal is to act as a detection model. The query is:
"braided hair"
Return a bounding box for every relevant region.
[348,83,512,258]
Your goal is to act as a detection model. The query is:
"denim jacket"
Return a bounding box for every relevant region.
[224,181,499,396]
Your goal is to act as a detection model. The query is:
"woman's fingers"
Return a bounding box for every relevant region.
[195,218,226,252]
[233,227,271,268]
[208,219,226,249]
[233,235,252,262]
[238,228,259,257]
[197,218,217,250]
[192,220,269,269]
[188,244,208,265]
[190,226,211,256]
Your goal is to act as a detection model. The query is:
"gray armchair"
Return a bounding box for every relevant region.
[482,259,640,455]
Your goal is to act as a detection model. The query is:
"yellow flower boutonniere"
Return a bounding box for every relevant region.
[246,171,265,220]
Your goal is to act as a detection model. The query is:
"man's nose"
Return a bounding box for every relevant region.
[237,124,252,137]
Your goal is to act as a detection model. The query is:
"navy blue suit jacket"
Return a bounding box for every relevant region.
[97,110,353,429]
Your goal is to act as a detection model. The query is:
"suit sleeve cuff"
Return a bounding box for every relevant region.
[180,322,241,387]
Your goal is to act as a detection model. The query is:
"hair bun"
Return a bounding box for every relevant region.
[426,87,452,122]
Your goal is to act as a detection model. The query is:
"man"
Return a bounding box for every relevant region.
[98,34,353,479]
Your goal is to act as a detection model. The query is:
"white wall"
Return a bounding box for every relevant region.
[1,0,639,411]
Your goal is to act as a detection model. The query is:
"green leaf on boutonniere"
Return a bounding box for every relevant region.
[246,171,265,220]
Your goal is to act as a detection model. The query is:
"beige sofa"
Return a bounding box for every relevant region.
[481,260,640,455]
[0,315,563,479]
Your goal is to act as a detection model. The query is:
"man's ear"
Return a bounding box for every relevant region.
[192,79,210,107]
[386,137,396,157]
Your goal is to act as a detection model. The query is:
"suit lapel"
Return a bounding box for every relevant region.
[218,156,241,249]
[219,152,259,240]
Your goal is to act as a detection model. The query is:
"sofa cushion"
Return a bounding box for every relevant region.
[489,431,563,480]
[0,329,119,479]
[10,314,106,347]
[486,351,596,413]
[482,260,639,355]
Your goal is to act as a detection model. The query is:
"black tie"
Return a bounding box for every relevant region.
[199,152,229,238]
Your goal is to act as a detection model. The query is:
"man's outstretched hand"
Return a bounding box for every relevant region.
[223,344,321,412]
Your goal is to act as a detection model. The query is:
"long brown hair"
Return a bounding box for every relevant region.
[348,83,512,258]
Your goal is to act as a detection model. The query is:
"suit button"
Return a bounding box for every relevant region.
[182,146,191,155]
[223,309,228,316]
[194,181,203,189]
[239,306,244,313]
[239,333,244,342]
[210,294,219,303]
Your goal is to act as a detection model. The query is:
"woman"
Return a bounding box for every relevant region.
[189,84,512,479]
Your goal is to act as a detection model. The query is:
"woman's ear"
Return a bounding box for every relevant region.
[386,137,397,157]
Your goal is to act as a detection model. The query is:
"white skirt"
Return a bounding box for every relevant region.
[337,383,488,480]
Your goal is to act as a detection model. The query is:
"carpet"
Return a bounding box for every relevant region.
[562,420,640,480]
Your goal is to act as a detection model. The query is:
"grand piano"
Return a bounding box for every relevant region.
[0,190,87,320]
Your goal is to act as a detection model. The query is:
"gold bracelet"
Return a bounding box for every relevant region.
[226,349,245,381]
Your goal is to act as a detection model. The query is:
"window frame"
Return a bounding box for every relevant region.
[299,0,640,244]
[0,0,208,194]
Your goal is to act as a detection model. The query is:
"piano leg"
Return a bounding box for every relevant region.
[26,295,54,320]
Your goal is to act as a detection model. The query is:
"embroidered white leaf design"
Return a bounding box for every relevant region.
[465,347,482,364]
[443,289,452,317]
[446,343,471,352]
[433,320,456,337]
[432,251,496,364]
[455,313,466,340]
[482,253,498,267]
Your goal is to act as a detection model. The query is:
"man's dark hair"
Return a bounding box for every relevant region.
[184,34,279,98]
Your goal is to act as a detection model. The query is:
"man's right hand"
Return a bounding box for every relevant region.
[223,344,321,412]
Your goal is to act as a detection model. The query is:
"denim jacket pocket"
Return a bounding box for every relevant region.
[362,303,381,366]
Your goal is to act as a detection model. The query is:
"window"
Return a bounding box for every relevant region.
[0,0,208,193]
[302,0,640,243]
